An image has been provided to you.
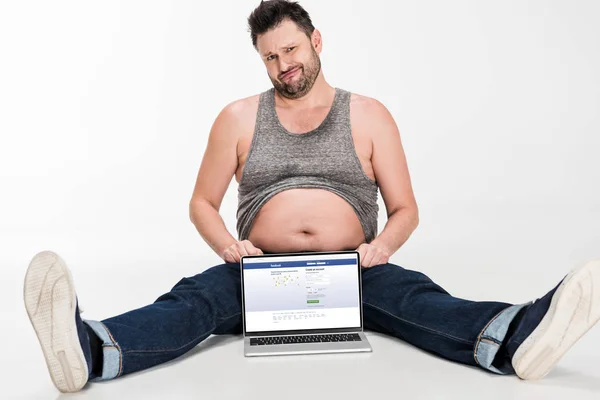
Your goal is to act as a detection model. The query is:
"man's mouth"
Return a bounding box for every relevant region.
[281,67,300,80]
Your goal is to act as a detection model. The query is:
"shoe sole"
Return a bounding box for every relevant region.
[512,259,600,380]
[23,251,88,392]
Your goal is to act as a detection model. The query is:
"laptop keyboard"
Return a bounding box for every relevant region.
[250,333,362,346]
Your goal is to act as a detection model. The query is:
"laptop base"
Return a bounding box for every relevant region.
[244,332,372,356]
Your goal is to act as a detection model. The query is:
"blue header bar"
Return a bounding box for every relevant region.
[243,258,357,270]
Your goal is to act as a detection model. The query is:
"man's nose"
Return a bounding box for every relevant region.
[278,59,294,77]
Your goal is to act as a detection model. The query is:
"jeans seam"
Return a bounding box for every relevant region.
[481,338,500,346]
[363,301,473,345]
[122,312,241,355]
[98,321,124,378]
[473,308,504,366]
[216,311,241,325]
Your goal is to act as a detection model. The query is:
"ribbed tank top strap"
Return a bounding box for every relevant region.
[255,88,278,135]
[327,87,351,134]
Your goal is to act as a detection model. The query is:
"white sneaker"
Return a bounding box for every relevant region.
[23,250,91,392]
[511,259,600,380]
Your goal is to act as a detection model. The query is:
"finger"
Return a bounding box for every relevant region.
[237,243,250,257]
[228,246,242,260]
[223,249,236,263]
[356,245,370,266]
[372,251,385,266]
[362,249,375,268]
[243,241,260,255]
[373,254,387,267]
[356,250,365,268]
[246,242,262,255]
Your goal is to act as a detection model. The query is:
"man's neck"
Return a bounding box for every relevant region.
[275,78,335,111]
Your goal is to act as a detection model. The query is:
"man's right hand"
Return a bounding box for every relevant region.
[222,240,263,263]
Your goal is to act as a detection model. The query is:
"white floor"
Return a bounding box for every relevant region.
[4,208,600,399]
[10,326,600,400]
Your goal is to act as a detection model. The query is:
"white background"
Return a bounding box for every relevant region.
[1,0,599,399]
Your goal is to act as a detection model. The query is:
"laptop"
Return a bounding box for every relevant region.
[240,250,372,356]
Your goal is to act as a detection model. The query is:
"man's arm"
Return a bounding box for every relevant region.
[189,101,244,258]
[356,97,419,256]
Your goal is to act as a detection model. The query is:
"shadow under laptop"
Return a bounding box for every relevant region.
[243,348,373,365]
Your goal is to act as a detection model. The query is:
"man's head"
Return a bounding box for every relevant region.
[248,0,322,99]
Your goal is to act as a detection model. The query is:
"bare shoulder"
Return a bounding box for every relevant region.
[349,92,397,142]
[220,93,261,125]
[349,92,393,120]
[212,93,261,153]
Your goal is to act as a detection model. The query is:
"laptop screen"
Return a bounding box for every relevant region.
[241,251,363,336]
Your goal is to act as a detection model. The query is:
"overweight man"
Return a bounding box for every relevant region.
[24,0,600,393]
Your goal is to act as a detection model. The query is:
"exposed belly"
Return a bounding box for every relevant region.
[246,188,366,253]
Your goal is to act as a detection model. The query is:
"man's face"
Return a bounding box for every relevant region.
[256,19,321,99]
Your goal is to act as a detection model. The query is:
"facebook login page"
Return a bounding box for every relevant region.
[242,253,361,333]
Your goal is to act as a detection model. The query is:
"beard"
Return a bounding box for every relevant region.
[270,47,321,100]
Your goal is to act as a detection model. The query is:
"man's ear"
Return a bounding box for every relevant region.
[312,29,322,53]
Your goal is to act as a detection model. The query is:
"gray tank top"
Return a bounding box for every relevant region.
[236,87,379,243]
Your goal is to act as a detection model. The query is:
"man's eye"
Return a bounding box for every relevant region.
[287,47,295,51]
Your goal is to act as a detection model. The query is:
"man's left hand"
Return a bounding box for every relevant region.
[355,243,390,268]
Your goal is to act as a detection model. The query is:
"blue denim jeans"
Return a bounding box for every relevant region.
[83,262,527,381]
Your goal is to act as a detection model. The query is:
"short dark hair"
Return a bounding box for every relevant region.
[247,0,315,50]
